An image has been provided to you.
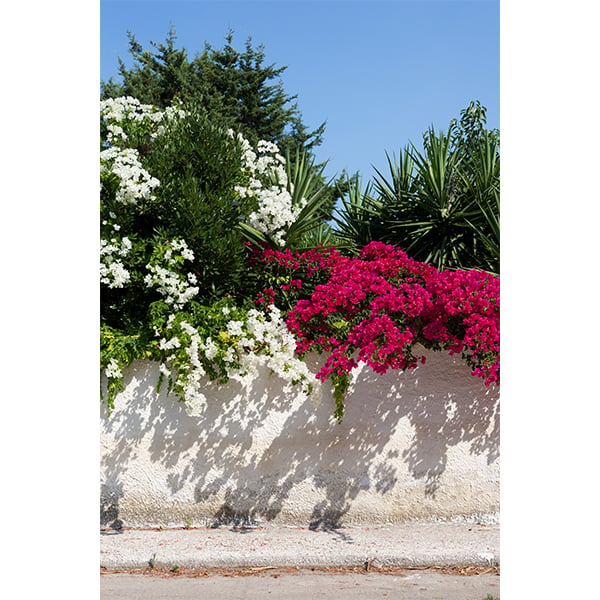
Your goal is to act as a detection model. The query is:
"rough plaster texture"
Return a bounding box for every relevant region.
[100,347,499,528]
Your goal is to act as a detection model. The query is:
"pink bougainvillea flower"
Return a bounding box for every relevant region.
[250,241,499,387]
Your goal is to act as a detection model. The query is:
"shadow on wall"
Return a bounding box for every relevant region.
[100,349,499,529]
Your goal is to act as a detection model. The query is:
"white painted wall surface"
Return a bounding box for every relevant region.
[100,346,499,528]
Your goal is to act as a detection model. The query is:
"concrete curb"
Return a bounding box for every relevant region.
[100,521,499,569]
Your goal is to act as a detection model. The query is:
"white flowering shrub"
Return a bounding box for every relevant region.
[151,300,321,417]
[100,236,132,288]
[100,97,321,416]
[235,305,321,404]
[144,239,199,310]
[104,357,123,380]
[100,97,187,207]
[100,96,186,147]
[232,130,306,247]
[100,147,160,205]
[247,186,307,247]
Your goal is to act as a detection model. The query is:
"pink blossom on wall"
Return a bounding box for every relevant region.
[251,241,499,387]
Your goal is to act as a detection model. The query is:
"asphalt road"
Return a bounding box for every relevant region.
[100,568,500,599]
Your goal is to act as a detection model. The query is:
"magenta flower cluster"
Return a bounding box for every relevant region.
[253,242,499,387]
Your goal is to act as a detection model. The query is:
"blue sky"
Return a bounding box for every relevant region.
[100,0,499,182]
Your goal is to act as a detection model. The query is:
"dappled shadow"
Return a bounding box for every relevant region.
[100,348,499,527]
[309,522,356,544]
[100,372,148,530]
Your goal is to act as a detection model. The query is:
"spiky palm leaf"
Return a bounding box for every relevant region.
[330,103,500,271]
[461,136,500,273]
[294,223,340,252]
[373,128,477,270]
[330,175,382,256]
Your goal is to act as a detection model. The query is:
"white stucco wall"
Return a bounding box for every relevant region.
[100,346,499,529]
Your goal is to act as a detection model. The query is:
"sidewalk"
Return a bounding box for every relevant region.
[100,520,499,570]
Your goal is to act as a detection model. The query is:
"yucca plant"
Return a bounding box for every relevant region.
[293,223,340,252]
[372,147,418,211]
[330,175,383,256]
[359,102,500,272]
[371,127,475,270]
[461,136,500,274]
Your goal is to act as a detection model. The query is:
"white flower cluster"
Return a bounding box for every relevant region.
[232,134,288,192]
[100,147,160,205]
[156,320,207,417]
[100,237,132,288]
[100,96,186,144]
[144,239,199,310]
[178,321,208,416]
[157,303,321,418]
[231,131,305,246]
[104,357,122,380]
[234,305,321,404]
[248,186,307,246]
